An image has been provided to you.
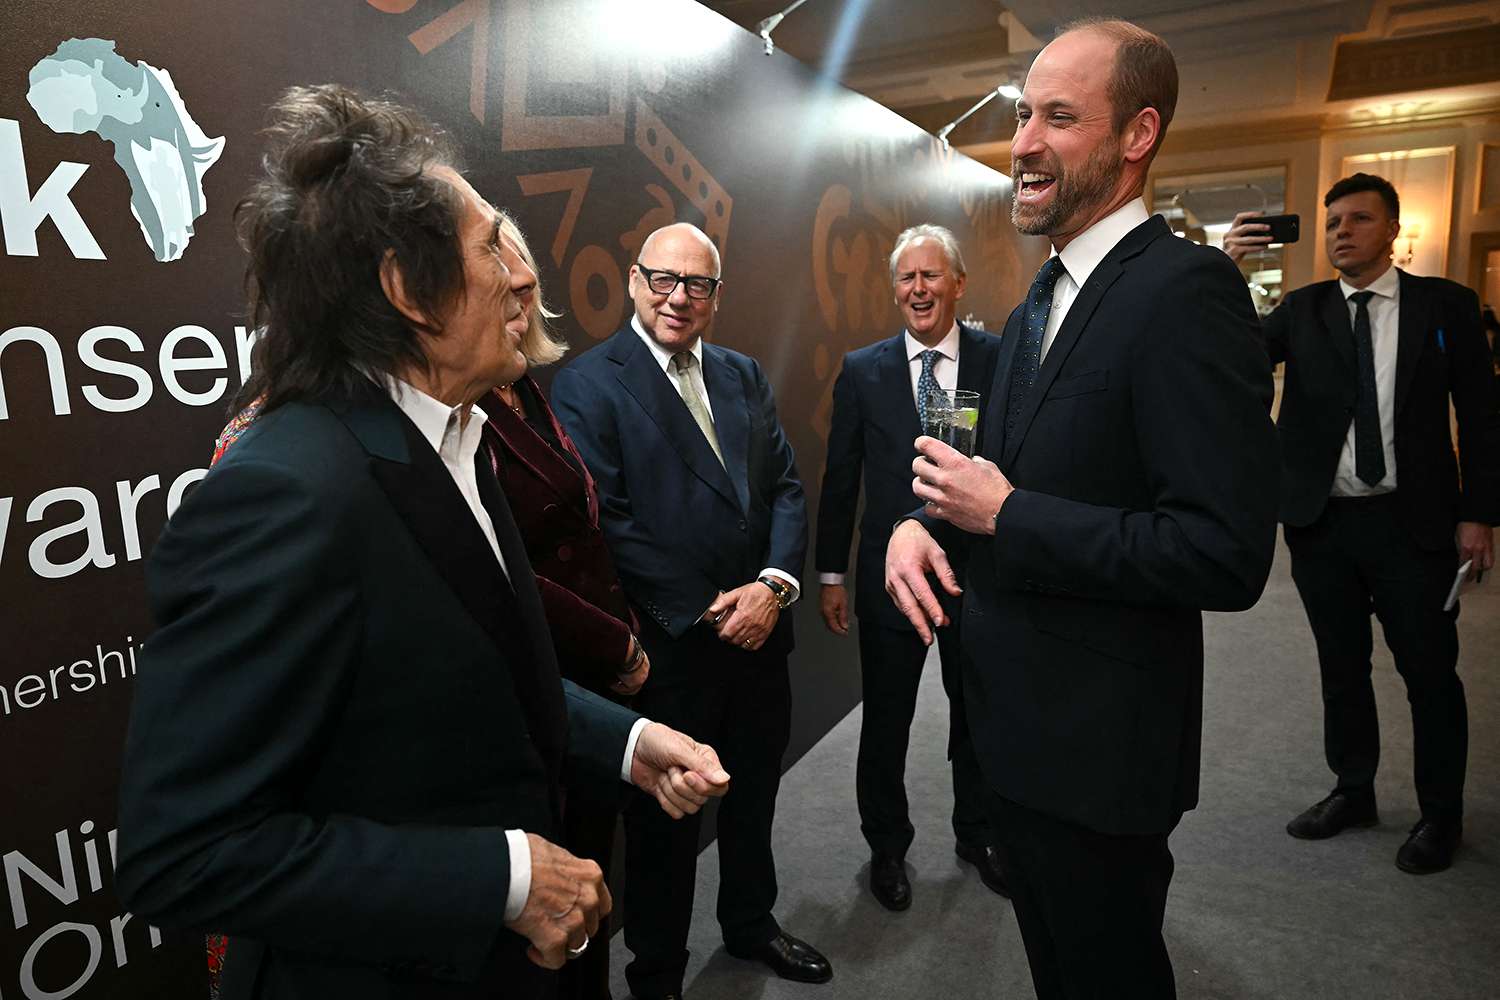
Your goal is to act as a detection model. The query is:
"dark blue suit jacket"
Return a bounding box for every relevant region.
[551,326,808,653]
[815,323,1002,629]
[918,216,1280,836]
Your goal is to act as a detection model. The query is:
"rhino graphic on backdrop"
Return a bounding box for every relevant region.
[26,38,224,261]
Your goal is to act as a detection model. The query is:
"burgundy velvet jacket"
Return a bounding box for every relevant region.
[482,377,639,693]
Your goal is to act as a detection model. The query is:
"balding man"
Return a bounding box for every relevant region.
[553,224,829,998]
[886,20,1278,998]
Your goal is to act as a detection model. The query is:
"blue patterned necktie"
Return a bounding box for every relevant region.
[1006,255,1066,438]
[916,349,941,427]
[1348,290,1386,486]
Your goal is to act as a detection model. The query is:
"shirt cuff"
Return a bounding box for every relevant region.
[621,717,651,782]
[758,568,801,604]
[503,829,531,922]
[818,572,846,586]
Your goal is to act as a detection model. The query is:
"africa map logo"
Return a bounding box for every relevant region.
[26,38,223,262]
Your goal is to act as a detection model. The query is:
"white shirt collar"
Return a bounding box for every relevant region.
[1339,263,1400,302]
[1054,197,1150,289]
[632,313,703,372]
[904,322,961,362]
[386,378,488,461]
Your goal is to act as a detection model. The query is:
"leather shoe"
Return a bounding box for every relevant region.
[726,932,833,984]
[1286,789,1378,840]
[955,841,1010,899]
[870,854,911,911]
[1396,819,1461,874]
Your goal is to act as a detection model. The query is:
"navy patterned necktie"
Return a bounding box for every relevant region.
[1007,255,1066,437]
[916,349,941,427]
[1349,290,1386,486]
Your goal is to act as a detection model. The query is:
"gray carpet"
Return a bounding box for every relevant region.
[610,542,1500,998]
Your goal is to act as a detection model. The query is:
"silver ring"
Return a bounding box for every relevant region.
[567,933,590,959]
[743,640,752,648]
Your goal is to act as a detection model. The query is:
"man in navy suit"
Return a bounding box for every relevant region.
[552,223,830,998]
[815,225,1004,910]
[886,21,1278,998]
[1226,174,1500,873]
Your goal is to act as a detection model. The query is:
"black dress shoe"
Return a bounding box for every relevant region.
[870,854,912,911]
[726,932,833,984]
[955,841,1011,899]
[1396,819,1461,874]
[1286,789,1378,840]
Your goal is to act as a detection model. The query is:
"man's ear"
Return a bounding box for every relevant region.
[379,249,434,330]
[1120,107,1162,165]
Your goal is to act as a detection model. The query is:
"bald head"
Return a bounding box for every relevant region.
[1054,17,1177,157]
[631,222,723,351]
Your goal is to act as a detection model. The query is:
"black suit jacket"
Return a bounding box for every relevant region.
[551,326,808,655]
[816,323,1002,629]
[921,215,1280,836]
[115,388,639,1000]
[1263,269,1500,545]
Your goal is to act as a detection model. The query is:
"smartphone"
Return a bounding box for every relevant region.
[1257,213,1299,245]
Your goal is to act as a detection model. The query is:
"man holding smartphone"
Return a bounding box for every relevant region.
[1226,173,1500,874]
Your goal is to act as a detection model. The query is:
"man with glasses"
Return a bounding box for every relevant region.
[553,223,829,999]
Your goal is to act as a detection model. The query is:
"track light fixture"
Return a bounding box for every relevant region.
[757,0,811,56]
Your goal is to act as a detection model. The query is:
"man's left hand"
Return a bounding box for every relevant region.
[1457,521,1495,580]
[629,722,731,819]
[911,436,1013,535]
[707,582,781,651]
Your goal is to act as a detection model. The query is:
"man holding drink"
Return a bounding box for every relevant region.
[814,225,1004,911]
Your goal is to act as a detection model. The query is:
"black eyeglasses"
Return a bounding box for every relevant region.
[635,263,721,300]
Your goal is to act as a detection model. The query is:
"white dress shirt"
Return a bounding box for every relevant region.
[819,323,961,587]
[1331,264,1400,496]
[630,315,801,601]
[384,378,647,923]
[1042,198,1151,364]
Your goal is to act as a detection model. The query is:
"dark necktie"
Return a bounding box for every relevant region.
[1007,255,1066,437]
[1349,290,1386,487]
[916,349,941,426]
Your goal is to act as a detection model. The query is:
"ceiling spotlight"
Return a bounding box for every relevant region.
[757,0,811,56]
[935,81,1018,149]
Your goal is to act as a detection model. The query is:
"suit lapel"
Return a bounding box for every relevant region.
[1393,269,1426,420]
[702,346,752,512]
[1319,282,1357,374]
[611,331,741,510]
[876,334,922,440]
[957,323,999,457]
[1001,219,1167,468]
[983,307,1024,462]
[485,382,590,514]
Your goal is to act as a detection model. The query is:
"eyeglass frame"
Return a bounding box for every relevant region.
[633,262,723,300]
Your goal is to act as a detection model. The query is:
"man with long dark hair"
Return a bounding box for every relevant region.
[115,85,729,1000]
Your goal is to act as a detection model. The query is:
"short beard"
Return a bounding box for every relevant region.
[1011,134,1122,237]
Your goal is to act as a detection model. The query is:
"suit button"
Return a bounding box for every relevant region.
[737,520,747,531]
[557,544,573,562]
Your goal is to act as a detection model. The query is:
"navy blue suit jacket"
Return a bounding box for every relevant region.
[815,323,1002,629]
[551,326,808,652]
[918,216,1280,836]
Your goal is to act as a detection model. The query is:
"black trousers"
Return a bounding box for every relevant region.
[988,795,1178,1000]
[622,627,792,997]
[856,617,990,858]
[1285,494,1466,821]
[557,777,621,1000]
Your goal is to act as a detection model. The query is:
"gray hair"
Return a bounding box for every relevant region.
[888,224,966,282]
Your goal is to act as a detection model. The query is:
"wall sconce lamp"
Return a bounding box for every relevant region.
[757,0,811,56]
[1396,220,1423,268]
[936,82,1022,149]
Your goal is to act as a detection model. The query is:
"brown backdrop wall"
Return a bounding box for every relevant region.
[0,1,1027,994]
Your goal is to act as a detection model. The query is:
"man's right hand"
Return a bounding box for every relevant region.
[506,834,611,970]
[820,584,850,636]
[1222,211,1273,264]
[884,519,960,645]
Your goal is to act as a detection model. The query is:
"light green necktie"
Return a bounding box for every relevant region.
[671,351,725,468]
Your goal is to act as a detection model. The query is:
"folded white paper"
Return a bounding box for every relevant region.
[1443,560,1474,613]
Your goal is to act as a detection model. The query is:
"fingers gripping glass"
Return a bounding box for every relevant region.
[635,262,721,300]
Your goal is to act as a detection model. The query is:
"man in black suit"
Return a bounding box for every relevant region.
[114,87,728,1000]
[1225,173,1500,873]
[886,20,1279,999]
[815,224,1005,911]
[552,223,830,998]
